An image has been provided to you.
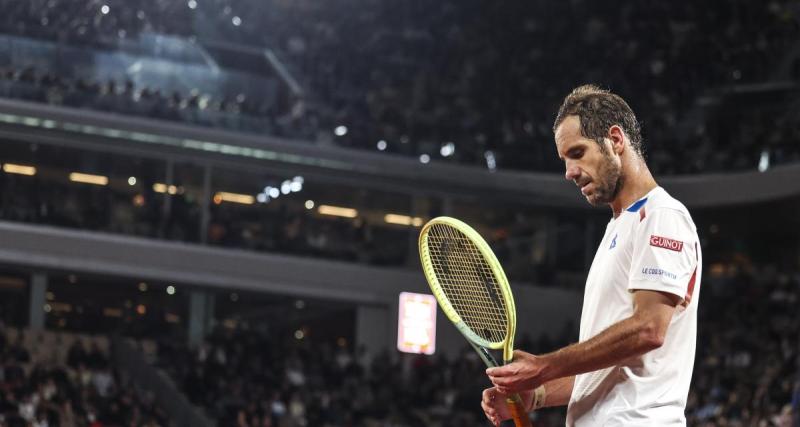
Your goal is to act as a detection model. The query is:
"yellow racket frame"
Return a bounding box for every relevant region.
[419,216,519,363]
[419,217,532,427]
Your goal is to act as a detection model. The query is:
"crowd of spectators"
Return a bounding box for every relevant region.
[0,66,279,135]
[0,325,170,426]
[154,324,576,427]
[686,263,800,426]
[0,0,192,46]
[149,263,800,426]
[254,0,800,174]
[0,0,798,173]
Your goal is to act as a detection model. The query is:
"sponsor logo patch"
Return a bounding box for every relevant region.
[649,235,683,252]
[641,267,677,280]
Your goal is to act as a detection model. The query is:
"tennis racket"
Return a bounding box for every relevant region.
[419,216,532,427]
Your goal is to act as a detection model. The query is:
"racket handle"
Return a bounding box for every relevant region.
[506,394,533,427]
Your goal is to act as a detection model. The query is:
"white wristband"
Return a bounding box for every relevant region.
[532,385,547,410]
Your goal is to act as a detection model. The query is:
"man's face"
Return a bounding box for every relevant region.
[554,116,622,206]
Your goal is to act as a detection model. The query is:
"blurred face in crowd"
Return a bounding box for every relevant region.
[555,115,623,206]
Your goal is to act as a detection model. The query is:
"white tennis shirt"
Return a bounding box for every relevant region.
[567,186,701,426]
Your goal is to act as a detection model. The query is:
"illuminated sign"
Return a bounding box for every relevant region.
[397,292,437,354]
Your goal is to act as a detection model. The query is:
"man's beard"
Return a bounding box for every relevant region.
[587,151,623,206]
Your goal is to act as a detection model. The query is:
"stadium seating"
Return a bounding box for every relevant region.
[0,0,798,173]
[0,326,169,427]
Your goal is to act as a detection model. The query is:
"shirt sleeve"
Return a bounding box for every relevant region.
[628,207,699,302]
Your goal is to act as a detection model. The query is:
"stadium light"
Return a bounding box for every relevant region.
[440,142,455,157]
[758,149,770,172]
[69,172,109,186]
[153,183,179,194]
[385,214,424,227]
[318,204,358,218]
[484,150,497,171]
[2,163,36,176]
[214,191,255,205]
[103,307,122,318]
[281,180,292,194]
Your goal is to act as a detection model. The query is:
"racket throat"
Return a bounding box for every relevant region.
[469,341,500,368]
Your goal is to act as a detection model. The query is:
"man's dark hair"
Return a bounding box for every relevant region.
[553,84,644,158]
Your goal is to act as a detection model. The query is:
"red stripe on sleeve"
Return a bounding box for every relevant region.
[682,242,699,307]
[682,267,697,306]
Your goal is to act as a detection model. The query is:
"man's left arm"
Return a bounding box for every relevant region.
[487,289,680,394]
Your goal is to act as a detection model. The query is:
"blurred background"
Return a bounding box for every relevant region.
[0,0,798,426]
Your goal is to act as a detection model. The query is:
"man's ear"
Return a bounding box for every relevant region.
[608,125,626,155]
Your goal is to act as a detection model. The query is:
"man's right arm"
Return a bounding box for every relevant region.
[540,376,575,408]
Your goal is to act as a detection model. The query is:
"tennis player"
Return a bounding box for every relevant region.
[481,85,702,426]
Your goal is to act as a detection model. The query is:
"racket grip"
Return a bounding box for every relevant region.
[506,394,533,427]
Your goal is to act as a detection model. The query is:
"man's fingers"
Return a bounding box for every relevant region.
[481,388,495,412]
[481,388,499,426]
[486,364,515,376]
[481,398,495,415]
[496,386,512,395]
[490,375,512,387]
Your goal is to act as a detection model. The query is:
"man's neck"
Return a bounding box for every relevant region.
[609,162,657,218]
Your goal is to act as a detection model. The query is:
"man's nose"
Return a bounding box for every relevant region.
[565,164,581,181]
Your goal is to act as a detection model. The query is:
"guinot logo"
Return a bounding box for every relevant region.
[649,235,683,252]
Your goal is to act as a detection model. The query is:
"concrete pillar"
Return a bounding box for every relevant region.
[356,304,392,358]
[158,160,174,238]
[205,292,216,333]
[29,272,47,330]
[188,290,210,347]
[441,197,454,216]
[407,196,428,267]
[199,164,212,244]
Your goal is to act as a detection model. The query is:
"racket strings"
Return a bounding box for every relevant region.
[426,223,508,344]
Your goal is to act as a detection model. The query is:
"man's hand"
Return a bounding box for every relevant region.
[486,350,552,395]
[480,386,533,427]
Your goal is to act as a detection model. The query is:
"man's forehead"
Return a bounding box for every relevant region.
[555,116,581,149]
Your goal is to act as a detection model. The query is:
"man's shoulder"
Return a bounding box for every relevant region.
[647,187,693,219]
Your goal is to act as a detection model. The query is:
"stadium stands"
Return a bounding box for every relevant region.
[0,0,798,173]
[686,264,800,425]
[152,321,576,426]
[0,326,169,427]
